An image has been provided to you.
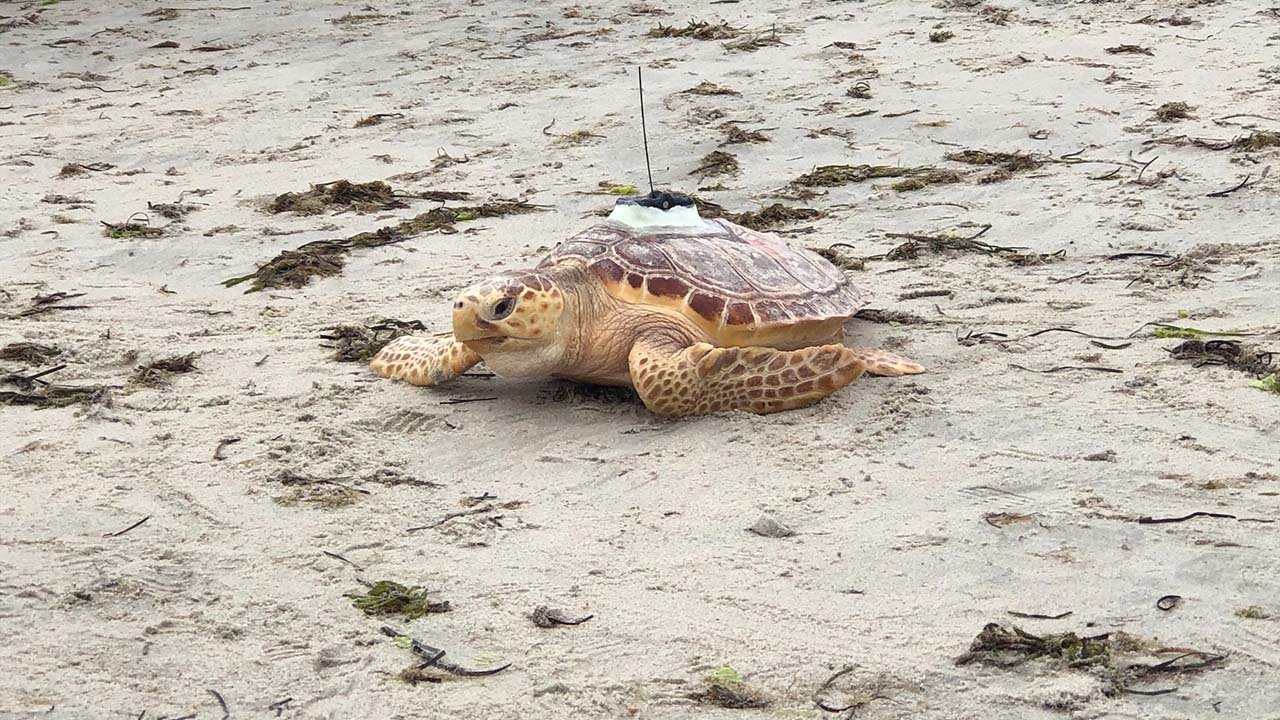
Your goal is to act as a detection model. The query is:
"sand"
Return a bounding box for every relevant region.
[2,0,1279,718]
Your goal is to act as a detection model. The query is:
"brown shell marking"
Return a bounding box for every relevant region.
[542,219,863,347]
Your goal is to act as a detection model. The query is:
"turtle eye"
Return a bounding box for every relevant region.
[492,296,516,320]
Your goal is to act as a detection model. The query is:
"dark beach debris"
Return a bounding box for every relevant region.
[1157,595,1183,612]
[813,666,891,714]
[103,515,150,538]
[131,353,198,386]
[724,27,786,52]
[691,150,740,177]
[1167,339,1275,377]
[683,80,740,96]
[809,243,865,271]
[929,30,955,42]
[102,213,164,239]
[720,122,768,145]
[847,81,872,99]
[272,469,369,508]
[320,319,427,362]
[530,605,593,628]
[0,381,111,408]
[1206,170,1267,198]
[213,437,241,461]
[1236,606,1272,620]
[42,193,92,205]
[985,512,1034,528]
[718,203,821,231]
[648,19,739,40]
[405,500,525,532]
[792,163,933,188]
[945,149,1043,184]
[268,179,406,215]
[955,623,1224,696]
[1010,364,1122,375]
[1106,44,1153,55]
[876,224,1021,261]
[348,580,451,619]
[208,689,230,720]
[354,112,405,128]
[891,170,962,192]
[553,128,606,146]
[225,201,539,292]
[688,667,770,709]
[1153,101,1195,122]
[1144,130,1280,153]
[1008,610,1073,620]
[381,625,512,676]
[58,161,115,177]
[147,200,200,220]
[1136,511,1272,524]
[0,342,62,365]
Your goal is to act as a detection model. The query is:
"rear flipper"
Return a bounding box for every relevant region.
[370,335,480,386]
[628,337,869,417]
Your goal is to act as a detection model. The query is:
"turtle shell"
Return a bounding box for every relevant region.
[538,218,866,348]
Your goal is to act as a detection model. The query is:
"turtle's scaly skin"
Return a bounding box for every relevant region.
[371,218,923,416]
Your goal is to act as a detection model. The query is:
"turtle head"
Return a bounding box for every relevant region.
[451,270,570,376]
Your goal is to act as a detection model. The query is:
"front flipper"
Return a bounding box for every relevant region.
[628,337,867,417]
[370,335,481,386]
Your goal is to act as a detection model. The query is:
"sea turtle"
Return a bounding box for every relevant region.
[370,192,923,416]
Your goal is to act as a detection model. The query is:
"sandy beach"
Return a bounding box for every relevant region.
[2,0,1279,717]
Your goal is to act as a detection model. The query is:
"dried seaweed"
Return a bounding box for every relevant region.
[929,30,955,42]
[691,150,739,177]
[225,202,539,292]
[688,667,770,709]
[1106,44,1153,55]
[878,225,1029,261]
[0,342,61,365]
[268,179,406,215]
[320,319,426,362]
[891,170,962,192]
[720,123,768,145]
[132,353,197,385]
[724,28,784,52]
[956,623,1224,696]
[792,164,930,187]
[347,580,451,619]
[1153,101,1195,122]
[102,218,163,239]
[717,203,821,231]
[946,149,1043,184]
[810,245,865,270]
[1167,339,1275,378]
[648,20,739,40]
[683,81,740,96]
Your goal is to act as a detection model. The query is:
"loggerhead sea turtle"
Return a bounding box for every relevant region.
[370,192,923,416]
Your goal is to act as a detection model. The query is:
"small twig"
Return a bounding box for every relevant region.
[207,689,229,720]
[406,504,495,532]
[1206,168,1268,198]
[213,437,241,461]
[104,515,150,538]
[1138,512,1236,524]
[1007,610,1073,620]
[322,550,365,571]
[440,397,498,405]
[1010,364,1122,374]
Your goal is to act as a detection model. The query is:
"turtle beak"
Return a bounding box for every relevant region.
[451,299,496,343]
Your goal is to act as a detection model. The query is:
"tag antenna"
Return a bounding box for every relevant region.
[638,66,654,194]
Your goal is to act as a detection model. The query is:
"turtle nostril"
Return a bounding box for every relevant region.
[453,301,464,309]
